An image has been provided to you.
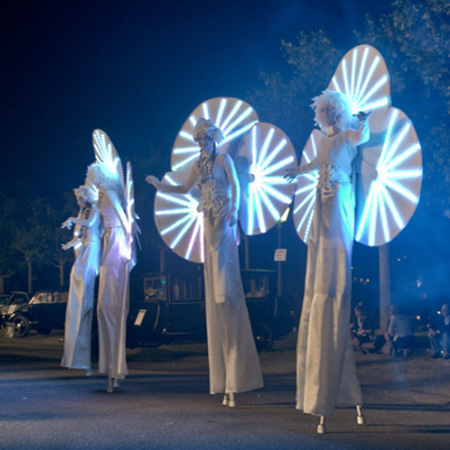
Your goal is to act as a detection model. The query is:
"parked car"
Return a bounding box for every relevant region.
[0,291,29,327]
[7,290,68,338]
[127,269,294,352]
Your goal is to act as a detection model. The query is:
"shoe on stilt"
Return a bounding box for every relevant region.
[356,405,365,425]
[113,378,120,389]
[228,392,236,408]
[222,394,228,406]
[317,416,326,434]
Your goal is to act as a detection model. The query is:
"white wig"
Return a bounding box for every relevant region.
[193,118,224,144]
[74,184,98,205]
[311,89,352,131]
[86,162,123,196]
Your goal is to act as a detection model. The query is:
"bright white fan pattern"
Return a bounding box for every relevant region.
[154,171,204,263]
[293,45,422,247]
[154,98,298,262]
[170,97,258,173]
[92,129,140,265]
[155,97,258,263]
[235,123,298,235]
[355,107,422,246]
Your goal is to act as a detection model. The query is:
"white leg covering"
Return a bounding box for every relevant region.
[356,405,365,425]
[107,376,114,393]
[317,416,326,434]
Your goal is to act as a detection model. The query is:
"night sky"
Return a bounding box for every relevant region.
[1,0,393,197]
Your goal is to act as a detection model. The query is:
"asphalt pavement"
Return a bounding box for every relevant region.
[1,331,450,450]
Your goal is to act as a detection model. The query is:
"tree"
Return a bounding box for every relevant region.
[12,197,54,294]
[0,189,21,293]
[47,192,77,287]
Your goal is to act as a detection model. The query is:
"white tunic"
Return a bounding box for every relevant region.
[61,205,102,371]
[159,152,263,394]
[296,120,369,416]
[96,191,130,380]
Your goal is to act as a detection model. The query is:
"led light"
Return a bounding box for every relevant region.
[238,122,297,235]
[222,121,256,144]
[202,102,210,120]
[179,131,194,141]
[220,100,243,132]
[223,107,253,137]
[172,153,199,172]
[215,98,227,128]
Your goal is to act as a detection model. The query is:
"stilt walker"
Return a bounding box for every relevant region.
[288,45,423,433]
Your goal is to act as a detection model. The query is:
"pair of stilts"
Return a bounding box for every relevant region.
[222,392,236,407]
[316,405,365,434]
[107,376,120,393]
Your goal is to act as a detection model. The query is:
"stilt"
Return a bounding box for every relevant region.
[107,376,114,393]
[317,416,326,434]
[222,394,228,406]
[228,392,236,408]
[113,378,120,389]
[356,404,365,425]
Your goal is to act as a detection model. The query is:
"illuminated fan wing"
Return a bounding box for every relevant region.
[235,123,298,235]
[329,45,391,115]
[92,129,125,190]
[292,130,322,243]
[126,162,140,270]
[355,107,422,246]
[154,172,204,263]
[171,97,258,173]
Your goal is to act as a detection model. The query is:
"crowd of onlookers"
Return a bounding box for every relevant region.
[350,302,450,359]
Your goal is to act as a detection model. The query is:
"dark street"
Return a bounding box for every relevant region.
[1,331,449,450]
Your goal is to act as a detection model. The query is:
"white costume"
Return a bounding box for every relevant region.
[296,115,369,417]
[96,189,131,380]
[154,121,263,394]
[61,198,102,372]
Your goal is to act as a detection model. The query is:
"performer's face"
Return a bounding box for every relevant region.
[319,104,338,126]
[197,131,214,155]
[76,195,87,208]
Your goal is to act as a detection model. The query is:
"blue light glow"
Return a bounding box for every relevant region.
[172,153,200,172]
[220,100,242,132]
[202,103,210,121]
[216,99,227,128]
[180,131,194,142]
[223,107,253,137]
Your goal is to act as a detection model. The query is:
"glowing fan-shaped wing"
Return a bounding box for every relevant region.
[355,107,422,246]
[126,162,140,270]
[92,129,125,190]
[329,45,391,114]
[171,97,258,173]
[292,130,322,243]
[154,172,204,263]
[235,123,298,235]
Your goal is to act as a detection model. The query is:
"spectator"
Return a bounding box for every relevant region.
[428,303,450,359]
[350,303,374,353]
[387,305,414,357]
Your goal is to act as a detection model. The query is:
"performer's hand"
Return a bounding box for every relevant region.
[145,175,160,189]
[61,243,70,251]
[357,111,371,121]
[227,209,237,227]
[61,218,74,230]
[284,167,299,182]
